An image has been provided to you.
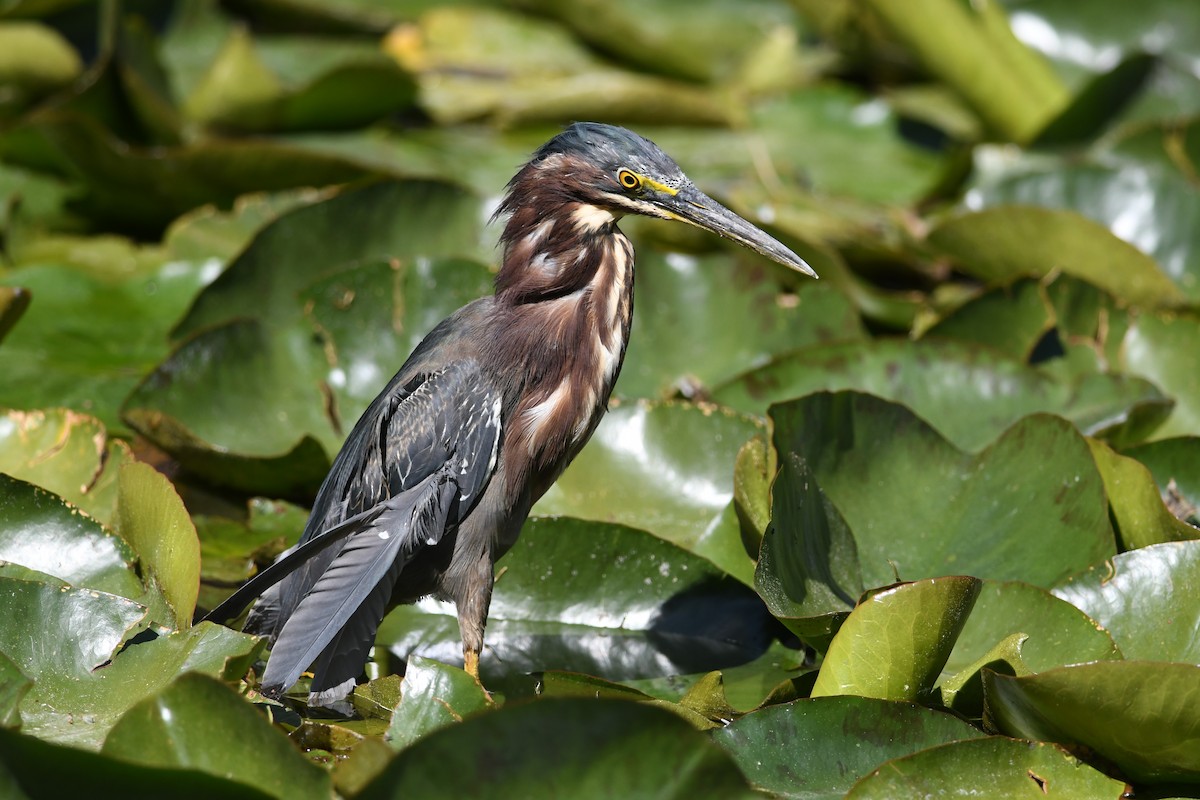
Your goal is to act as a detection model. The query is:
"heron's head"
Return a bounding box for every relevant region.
[507,122,816,277]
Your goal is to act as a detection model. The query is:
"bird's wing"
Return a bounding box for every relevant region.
[255,358,502,697]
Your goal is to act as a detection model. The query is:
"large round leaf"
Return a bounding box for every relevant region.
[618,250,863,400]
[715,339,1168,452]
[1121,310,1200,440]
[965,161,1200,300]
[927,206,1185,307]
[385,655,493,751]
[770,392,1117,590]
[13,618,260,750]
[0,409,130,526]
[712,695,985,799]
[753,451,860,649]
[1086,437,1196,548]
[984,661,1200,784]
[0,473,147,605]
[377,518,775,692]
[1124,436,1200,519]
[1053,541,1200,663]
[534,400,764,584]
[0,260,211,434]
[102,673,330,800]
[844,736,1127,798]
[0,726,277,800]
[356,697,759,799]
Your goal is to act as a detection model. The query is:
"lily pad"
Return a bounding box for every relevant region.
[712,695,985,800]
[0,726,279,800]
[0,408,131,526]
[114,461,201,630]
[984,661,1200,784]
[927,206,1186,308]
[1123,437,1200,520]
[377,518,774,693]
[16,619,261,749]
[533,400,763,584]
[385,655,493,751]
[770,392,1117,590]
[1053,541,1200,663]
[356,698,759,799]
[1120,310,1200,440]
[1086,437,1196,548]
[102,673,330,800]
[714,338,1169,452]
[811,577,981,702]
[0,473,147,606]
[754,452,860,649]
[0,260,213,434]
[619,250,864,400]
[844,736,1127,798]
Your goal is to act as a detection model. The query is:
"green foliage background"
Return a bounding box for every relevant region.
[0,0,1198,797]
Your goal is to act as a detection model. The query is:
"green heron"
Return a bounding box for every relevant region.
[206,122,816,704]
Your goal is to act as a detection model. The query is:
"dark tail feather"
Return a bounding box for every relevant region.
[260,475,456,697]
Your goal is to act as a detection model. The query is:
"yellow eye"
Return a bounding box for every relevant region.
[618,169,641,190]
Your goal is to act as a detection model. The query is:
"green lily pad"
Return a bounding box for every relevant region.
[921,278,1051,361]
[927,206,1186,308]
[102,673,330,800]
[984,661,1200,784]
[0,726,279,800]
[0,474,148,607]
[712,695,985,799]
[163,188,328,265]
[385,655,493,751]
[937,580,1120,716]
[356,698,758,799]
[811,577,981,702]
[619,250,863,400]
[844,736,1127,798]
[377,518,774,693]
[513,0,801,84]
[185,28,415,132]
[965,159,1200,300]
[1123,437,1200,522]
[945,579,1120,676]
[1053,541,1200,663]
[114,461,200,630]
[392,6,730,126]
[16,618,261,749]
[754,452,860,650]
[1120,310,1200,440]
[0,111,374,231]
[194,498,308,610]
[0,408,131,526]
[1087,437,1196,548]
[714,338,1169,451]
[770,392,1117,590]
[533,401,763,584]
[0,260,212,434]
[125,180,492,494]
[0,575,147,680]
[0,286,30,344]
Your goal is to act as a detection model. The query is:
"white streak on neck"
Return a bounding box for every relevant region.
[572,203,617,232]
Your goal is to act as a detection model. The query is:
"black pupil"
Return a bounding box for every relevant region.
[623,173,636,187]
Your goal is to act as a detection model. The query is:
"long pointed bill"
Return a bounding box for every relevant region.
[657,186,818,278]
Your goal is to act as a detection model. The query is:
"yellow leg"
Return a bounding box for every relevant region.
[463,647,480,680]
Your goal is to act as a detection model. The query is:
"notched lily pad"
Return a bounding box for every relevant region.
[984,661,1200,784]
